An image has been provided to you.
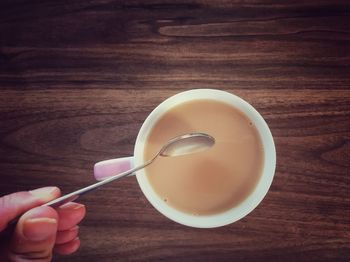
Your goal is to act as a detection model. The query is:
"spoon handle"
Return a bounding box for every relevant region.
[44,164,146,208]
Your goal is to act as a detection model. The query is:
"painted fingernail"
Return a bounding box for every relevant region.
[30,187,60,202]
[23,217,57,241]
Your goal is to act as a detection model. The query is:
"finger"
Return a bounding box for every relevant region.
[56,202,86,231]
[0,187,61,231]
[54,237,80,255]
[55,226,79,245]
[8,206,58,261]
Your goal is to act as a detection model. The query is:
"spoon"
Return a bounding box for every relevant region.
[44,132,215,208]
[0,133,215,235]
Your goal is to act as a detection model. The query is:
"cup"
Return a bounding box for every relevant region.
[94,89,276,228]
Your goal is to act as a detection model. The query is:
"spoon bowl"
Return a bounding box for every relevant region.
[160,133,215,157]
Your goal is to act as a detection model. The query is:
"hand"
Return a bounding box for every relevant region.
[0,187,86,261]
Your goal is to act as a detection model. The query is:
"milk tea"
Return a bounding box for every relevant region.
[144,99,264,215]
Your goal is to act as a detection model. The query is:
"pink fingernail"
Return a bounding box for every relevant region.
[30,187,60,202]
[23,218,57,241]
[60,202,85,210]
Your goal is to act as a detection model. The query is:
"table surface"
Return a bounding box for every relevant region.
[1,0,350,261]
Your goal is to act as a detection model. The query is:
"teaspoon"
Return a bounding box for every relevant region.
[44,132,215,208]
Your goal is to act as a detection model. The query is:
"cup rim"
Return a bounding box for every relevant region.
[135,89,276,228]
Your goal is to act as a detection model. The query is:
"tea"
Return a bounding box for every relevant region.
[144,99,264,215]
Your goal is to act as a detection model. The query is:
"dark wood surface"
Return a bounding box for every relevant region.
[1,1,350,261]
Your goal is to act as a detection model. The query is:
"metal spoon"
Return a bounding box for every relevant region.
[0,133,215,234]
[44,132,215,208]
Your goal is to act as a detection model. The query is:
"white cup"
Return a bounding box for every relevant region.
[94,89,276,228]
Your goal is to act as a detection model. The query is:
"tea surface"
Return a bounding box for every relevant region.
[144,99,264,215]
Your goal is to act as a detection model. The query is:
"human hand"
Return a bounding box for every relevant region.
[0,187,86,261]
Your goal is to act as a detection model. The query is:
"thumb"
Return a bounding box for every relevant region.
[8,206,59,261]
[0,187,61,231]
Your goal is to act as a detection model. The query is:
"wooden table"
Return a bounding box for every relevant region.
[1,1,350,261]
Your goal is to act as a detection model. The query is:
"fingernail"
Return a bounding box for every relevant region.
[23,218,57,241]
[67,226,79,235]
[30,187,59,202]
[71,225,79,231]
[60,202,85,210]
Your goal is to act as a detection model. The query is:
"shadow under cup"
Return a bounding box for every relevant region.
[134,89,276,228]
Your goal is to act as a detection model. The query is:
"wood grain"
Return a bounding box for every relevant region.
[0,1,350,261]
